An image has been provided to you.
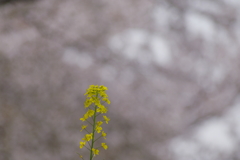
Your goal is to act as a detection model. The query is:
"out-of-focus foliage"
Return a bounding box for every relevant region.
[0,0,36,5]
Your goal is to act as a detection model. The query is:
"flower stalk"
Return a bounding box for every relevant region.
[79,85,110,160]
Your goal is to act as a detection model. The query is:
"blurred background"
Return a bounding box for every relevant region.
[1,0,240,160]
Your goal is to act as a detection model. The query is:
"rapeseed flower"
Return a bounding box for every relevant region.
[101,143,108,150]
[92,148,99,155]
[82,133,93,141]
[79,141,86,148]
[103,115,110,124]
[101,131,107,139]
[79,85,110,160]
[80,125,87,132]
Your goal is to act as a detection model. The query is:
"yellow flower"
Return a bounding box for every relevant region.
[102,131,107,139]
[84,98,94,108]
[86,109,94,117]
[103,115,110,124]
[82,133,93,141]
[80,125,87,132]
[101,143,108,150]
[80,117,86,121]
[84,85,109,99]
[80,110,94,122]
[99,85,108,91]
[80,85,110,158]
[79,141,86,148]
[96,121,103,126]
[92,148,99,155]
[102,97,111,104]
[97,105,108,113]
[80,113,89,121]
[96,126,102,133]
[94,99,101,107]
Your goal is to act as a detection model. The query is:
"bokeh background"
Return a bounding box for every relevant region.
[1,0,240,160]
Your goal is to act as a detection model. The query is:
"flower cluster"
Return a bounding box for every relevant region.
[79,85,110,160]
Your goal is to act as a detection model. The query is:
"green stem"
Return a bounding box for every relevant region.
[90,104,97,160]
[94,135,102,143]
[86,119,93,126]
